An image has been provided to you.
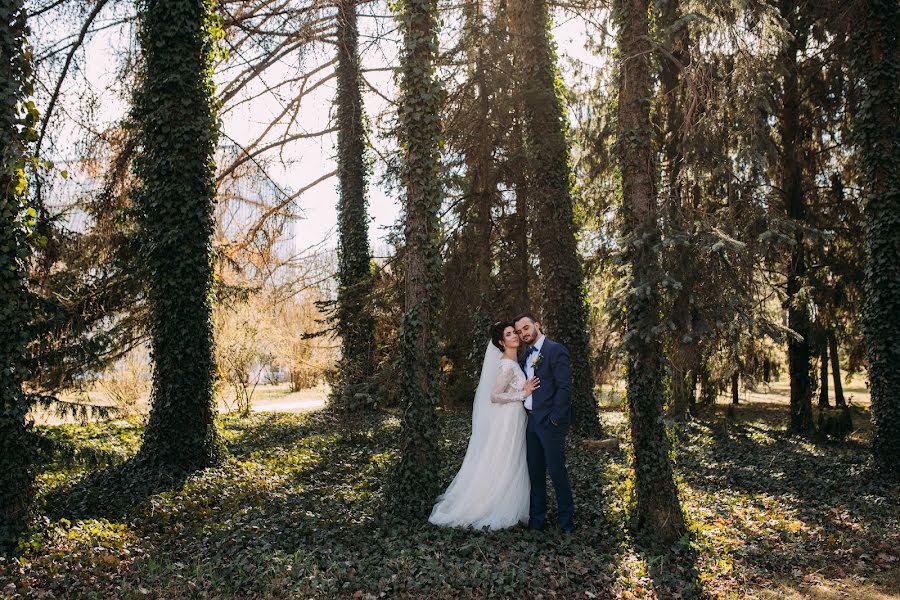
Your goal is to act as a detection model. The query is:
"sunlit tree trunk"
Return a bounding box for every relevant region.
[0,0,35,550]
[333,0,376,410]
[614,0,686,544]
[132,0,225,475]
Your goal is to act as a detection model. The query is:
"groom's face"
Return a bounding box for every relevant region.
[515,318,540,345]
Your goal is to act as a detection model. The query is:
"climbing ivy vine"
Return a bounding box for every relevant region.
[852,0,900,480]
[332,0,376,411]
[613,0,687,544]
[392,0,444,519]
[0,0,37,551]
[509,0,602,438]
[130,0,226,475]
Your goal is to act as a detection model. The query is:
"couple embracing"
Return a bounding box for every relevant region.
[429,313,575,533]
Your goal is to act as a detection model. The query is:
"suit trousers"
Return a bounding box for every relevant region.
[525,412,574,531]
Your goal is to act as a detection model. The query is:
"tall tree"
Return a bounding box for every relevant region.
[509,0,602,437]
[614,0,686,544]
[778,0,815,436]
[828,332,846,408]
[332,0,376,410]
[852,0,900,479]
[393,0,443,516]
[0,0,36,550]
[131,0,225,475]
[654,0,695,420]
[441,0,502,404]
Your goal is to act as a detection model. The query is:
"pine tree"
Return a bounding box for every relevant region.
[614,0,686,544]
[852,0,900,480]
[393,0,444,517]
[131,0,225,475]
[778,0,815,436]
[0,0,36,550]
[509,0,602,437]
[332,0,376,410]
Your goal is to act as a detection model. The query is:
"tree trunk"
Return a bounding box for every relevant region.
[0,0,35,550]
[333,0,375,410]
[495,0,530,316]
[853,0,900,479]
[656,0,695,422]
[779,0,814,437]
[829,331,846,408]
[133,0,225,474]
[731,372,739,405]
[818,342,830,408]
[613,0,686,545]
[393,0,443,516]
[510,0,601,437]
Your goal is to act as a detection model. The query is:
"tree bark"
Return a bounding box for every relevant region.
[509,0,601,437]
[332,0,376,410]
[394,0,443,516]
[614,0,686,544]
[132,0,225,474]
[779,0,814,436]
[657,0,694,421]
[0,0,35,550]
[731,372,740,405]
[829,331,846,408]
[853,0,900,479]
[818,342,830,408]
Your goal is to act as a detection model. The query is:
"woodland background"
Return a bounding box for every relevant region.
[0,0,898,597]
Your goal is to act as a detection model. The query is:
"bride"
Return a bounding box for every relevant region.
[429,321,540,529]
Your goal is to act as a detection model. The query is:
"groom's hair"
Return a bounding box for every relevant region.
[513,312,540,325]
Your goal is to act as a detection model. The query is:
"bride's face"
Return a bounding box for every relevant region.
[501,326,520,350]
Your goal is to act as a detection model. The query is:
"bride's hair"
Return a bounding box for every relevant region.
[490,320,514,351]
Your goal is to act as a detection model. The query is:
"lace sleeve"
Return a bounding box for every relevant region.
[491,362,525,404]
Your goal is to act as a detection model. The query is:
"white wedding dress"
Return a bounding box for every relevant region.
[428,344,530,529]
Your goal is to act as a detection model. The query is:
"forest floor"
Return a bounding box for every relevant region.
[3,386,898,599]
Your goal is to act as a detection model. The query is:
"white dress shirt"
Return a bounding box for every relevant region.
[523,334,545,411]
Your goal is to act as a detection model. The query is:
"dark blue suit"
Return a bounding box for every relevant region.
[520,337,575,531]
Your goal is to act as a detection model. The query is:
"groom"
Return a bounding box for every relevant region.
[514,313,575,533]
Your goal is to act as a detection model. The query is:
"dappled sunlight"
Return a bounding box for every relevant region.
[4,400,898,598]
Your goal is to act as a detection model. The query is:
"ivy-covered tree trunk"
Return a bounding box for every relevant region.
[779,0,814,436]
[509,0,602,438]
[614,0,686,544]
[132,0,225,475]
[393,0,443,517]
[0,0,36,550]
[333,0,375,410]
[852,0,900,480]
[828,331,846,408]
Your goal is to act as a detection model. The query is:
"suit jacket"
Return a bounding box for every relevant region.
[520,337,573,427]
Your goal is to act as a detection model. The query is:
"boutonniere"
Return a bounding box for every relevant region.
[532,353,544,370]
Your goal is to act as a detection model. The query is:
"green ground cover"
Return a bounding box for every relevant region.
[1,403,898,599]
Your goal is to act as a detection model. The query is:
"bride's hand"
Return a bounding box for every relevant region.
[523,377,540,396]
